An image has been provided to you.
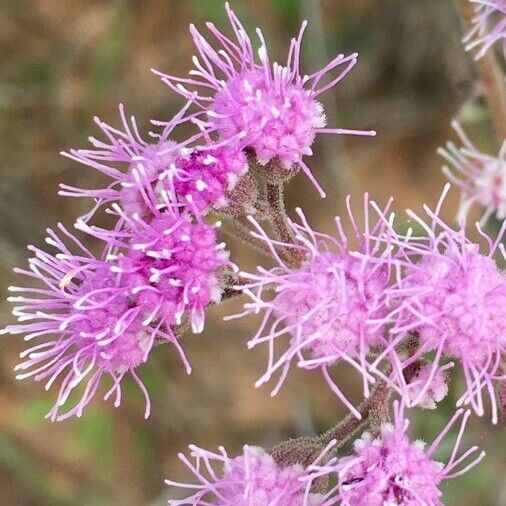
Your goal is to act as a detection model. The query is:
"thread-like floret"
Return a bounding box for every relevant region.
[166,442,337,505]
[464,1,506,59]
[439,121,506,222]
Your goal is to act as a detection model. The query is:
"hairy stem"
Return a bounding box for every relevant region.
[270,341,424,465]
[220,215,273,260]
[266,183,295,244]
[317,377,391,447]
[266,182,306,267]
[269,378,391,470]
[455,0,506,142]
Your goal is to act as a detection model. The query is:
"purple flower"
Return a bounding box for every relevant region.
[76,187,232,336]
[228,196,396,418]
[2,225,185,421]
[154,3,375,198]
[60,104,185,221]
[168,144,248,214]
[439,121,506,223]
[463,1,506,59]
[372,184,506,423]
[314,402,484,506]
[165,441,337,505]
[62,103,251,219]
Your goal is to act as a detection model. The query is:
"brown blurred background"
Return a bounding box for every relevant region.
[0,1,505,504]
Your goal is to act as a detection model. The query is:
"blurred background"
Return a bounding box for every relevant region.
[0,0,505,504]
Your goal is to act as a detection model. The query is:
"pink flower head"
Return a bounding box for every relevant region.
[315,402,484,506]
[76,185,232,336]
[1,225,182,421]
[167,144,248,213]
[439,121,506,222]
[228,196,396,418]
[62,103,251,219]
[463,1,506,59]
[165,441,337,505]
[60,103,196,221]
[154,3,375,198]
[373,184,506,423]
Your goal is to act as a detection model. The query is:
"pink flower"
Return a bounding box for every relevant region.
[228,196,396,418]
[169,144,248,214]
[309,402,484,506]
[2,225,185,421]
[439,121,506,222]
[62,103,251,219]
[372,184,506,423]
[60,103,188,221]
[463,1,506,59]
[165,441,337,505]
[154,3,375,198]
[76,185,232,336]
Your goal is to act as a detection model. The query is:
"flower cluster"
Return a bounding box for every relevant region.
[439,121,506,222]
[167,403,484,505]
[4,173,232,420]
[464,0,506,59]
[60,103,249,220]
[3,4,372,421]
[371,184,506,423]
[233,184,506,423]
[2,3,500,504]
[4,225,161,421]
[311,403,484,506]
[165,442,337,506]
